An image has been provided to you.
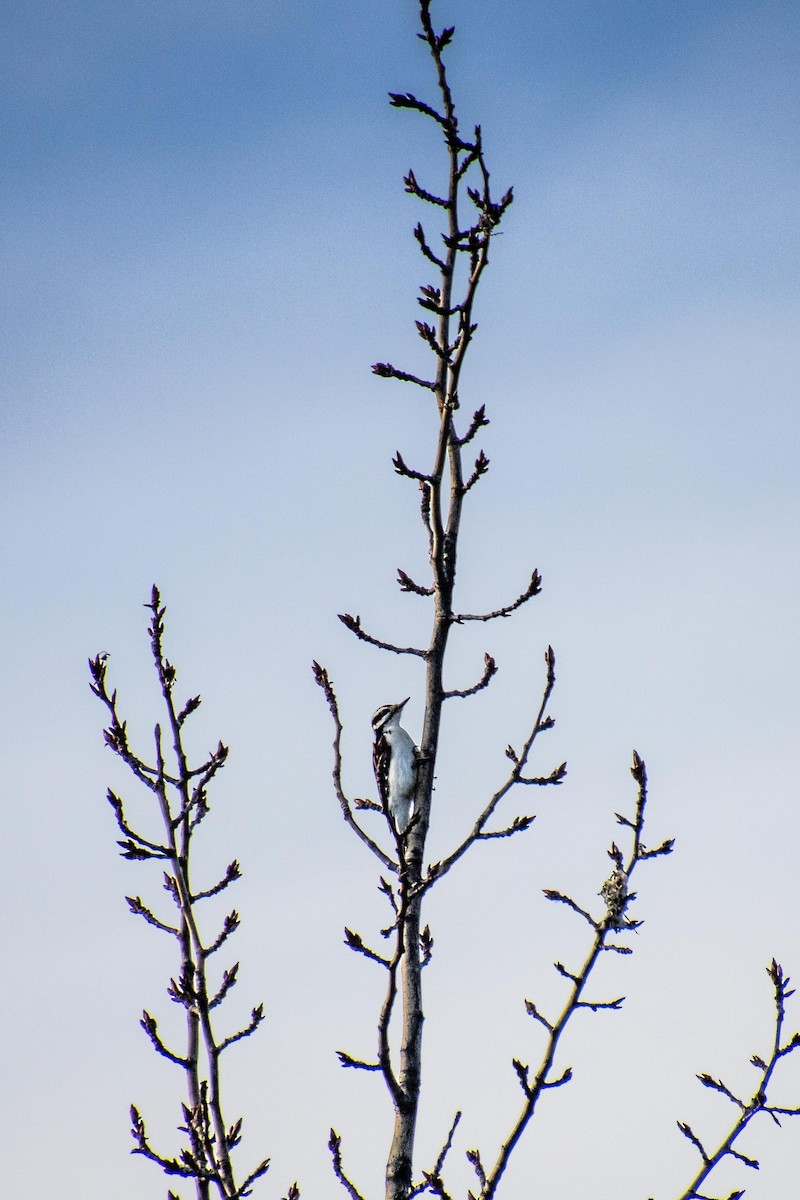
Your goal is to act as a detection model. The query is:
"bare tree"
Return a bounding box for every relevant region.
[89,587,296,1200]
[93,4,800,1200]
[313,4,800,1200]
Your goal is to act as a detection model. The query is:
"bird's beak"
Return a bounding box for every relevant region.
[397,697,410,711]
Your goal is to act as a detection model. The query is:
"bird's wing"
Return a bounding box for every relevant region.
[373,731,391,817]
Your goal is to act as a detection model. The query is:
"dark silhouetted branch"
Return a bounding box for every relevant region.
[454,404,489,447]
[671,959,800,1200]
[442,652,497,699]
[192,860,242,903]
[414,221,447,272]
[219,1005,266,1056]
[329,1129,367,1200]
[126,895,179,937]
[204,911,240,958]
[140,1011,190,1068]
[454,569,542,623]
[421,647,559,891]
[394,451,434,484]
[93,590,268,1199]
[543,890,598,930]
[524,999,553,1033]
[337,1051,382,1072]
[397,568,434,597]
[389,93,447,129]
[473,754,672,1199]
[337,612,428,658]
[312,661,397,872]
[462,449,490,493]
[372,362,436,390]
[476,813,535,841]
[411,1110,461,1198]
[344,926,391,969]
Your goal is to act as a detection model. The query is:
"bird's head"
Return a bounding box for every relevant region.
[372,697,410,733]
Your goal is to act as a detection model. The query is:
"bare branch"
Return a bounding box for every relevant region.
[414,221,447,272]
[171,742,229,827]
[403,166,449,208]
[397,568,434,597]
[106,789,171,860]
[542,889,599,929]
[671,958,800,1200]
[311,661,397,871]
[419,923,434,967]
[389,92,448,129]
[415,317,447,357]
[192,860,242,903]
[379,876,400,914]
[461,449,490,493]
[372,361,436,390]
[697,1073,745,1110]
[96,593,268,1199]
[466,1146,487,1190]
[677,1121,710,1165]
[209,963,239,1010]
[524,998,553,1033]
[575,997,625,1013]
[516,761,567,787]
[219,1005,266,1055]
[353,796,383,813]
[730,1147,760,1169]
[477,756,672,1199]
[329,1129,367,1200]
[454,404,490,447]
[204,911,241,958]
[454,570,542,623]
[443,652,497,699]
[543,1066,573,1089]
[376,916,410,1112]
[430,1111,462,1181]
[140,1011,190,1068]
[477,813,535,841]
[337,1051,382,1072]
[344,926,391,969]
[394,451,434,484]
[512,1058,531,1097]
[176,694,202,726]
[337,613,428,658]
[130,1105,196,1179]
[126,895,179,937]
[236,1157,272,1199]
[422,647,559,891]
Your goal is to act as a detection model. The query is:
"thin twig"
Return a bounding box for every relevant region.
[421,647,559,892]
[312,661,397,871]
[329,1129,368,1200]
[442,652,497,699]
[454,570,542,623]
[672,959,800,1200]
[93,590,268,1198]
[338,612,428,658]
[475,754,672,1199]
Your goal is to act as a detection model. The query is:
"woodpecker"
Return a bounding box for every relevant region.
[372,698,418,835]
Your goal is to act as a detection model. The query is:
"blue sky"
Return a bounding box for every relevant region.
[2,2,799,1197]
